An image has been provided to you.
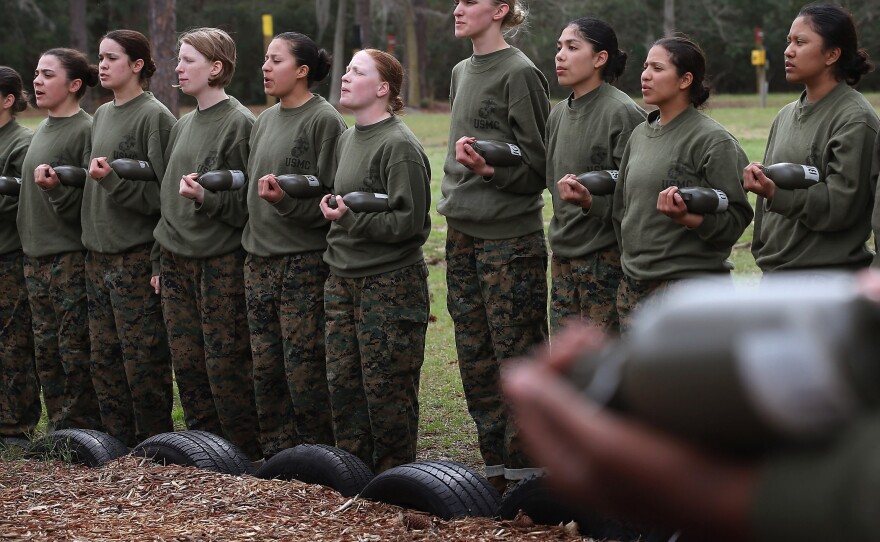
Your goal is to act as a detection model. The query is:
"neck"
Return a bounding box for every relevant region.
[354,102,392,126]
[804,74,839,104]
[49,98,81,118]
[571,77,603,100]
[279,86,313,109]
[0,111,12,129]
[471,31,509,56]
[195,86,229,110]
[113,82,145,106]
[656,95,692,126]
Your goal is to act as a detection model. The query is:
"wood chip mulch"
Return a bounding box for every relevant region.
[0,456,596,541]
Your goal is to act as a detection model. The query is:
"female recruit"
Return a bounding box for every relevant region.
[612,36,752,330]
[745,4,879,272]
[437,0,549,490]
[152,27,260,459]
[319,49,431,474]
[83,30,176,446]
[0,66,39,443]
[548,18,646,334]
[17,49,102,431]
[242,32,346,458]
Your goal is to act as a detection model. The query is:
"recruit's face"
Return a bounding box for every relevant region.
[262,38,304,99]
[175,43,215,97]
[453,0,507,40]
[339,51,386,112]
[784,16,838,86]
[640,45,690,108]
[33,55,78,111]
[98,39,141,92]
[555,24,605,94]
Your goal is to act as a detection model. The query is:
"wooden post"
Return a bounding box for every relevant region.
[263,14,275,107]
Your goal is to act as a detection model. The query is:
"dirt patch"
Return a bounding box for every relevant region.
[0,456,596,541]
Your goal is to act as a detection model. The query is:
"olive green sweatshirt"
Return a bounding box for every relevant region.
[753,83,879,271]
[153,97,254,263]
[0,120,32,254]
[82,91,176,254]
[613,107,753,280]
[241,95,347,257]
[752,412,880,542]
[324,115,431,278]
[546,84,646,258]
[17,110,92,258]
[437,47,549,240]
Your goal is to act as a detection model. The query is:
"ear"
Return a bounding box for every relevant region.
[68,78,83,95]
[594,50,609,70]
[824,46,841,67]
[296,64,310,81]
[131,58,145,75]
[678,71,694,90]
[210,60,223,78]
[493,2,510,22]
[1,93,15,110]
[376,81,389,99]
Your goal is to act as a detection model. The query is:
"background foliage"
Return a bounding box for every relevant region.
[3,0,879,110]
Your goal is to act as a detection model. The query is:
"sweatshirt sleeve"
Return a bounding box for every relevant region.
[44,184,85,224]
[692,138,754,248]
[197,137,250,228]
[0,142,28,217]
[871,136,880,267]
[335,159,428,242]
[93,123,170,216]
[766,120,878,232]
[751,414,880,542]
[483,70,549,195]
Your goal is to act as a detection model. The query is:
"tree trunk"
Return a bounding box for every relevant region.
[70,0,96,111]
[414,0,429,106]
[355,0,372,49]
[149,0,179,116]
[329,0,348,106]
[663,0,675,37]
[401,0,419,108]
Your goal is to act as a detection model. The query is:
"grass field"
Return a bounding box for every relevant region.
[11,93,880,469]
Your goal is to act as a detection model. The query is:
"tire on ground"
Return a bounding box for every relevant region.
[1,437,32,453]
[254,444,374,497]
[29,429,129,468]
[360,460,500,519]
[497,474,649,541]
[131,430,251,475]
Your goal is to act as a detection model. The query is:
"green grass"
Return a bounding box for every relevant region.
[12,93,880,469]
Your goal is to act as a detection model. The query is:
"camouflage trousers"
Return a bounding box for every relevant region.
[550,246,623,335]
[86,246,173,446]
[325,262,429,473]
[445,228,548,478]
[160,248,260,460]
[23,251,101,431]
[617,273,732,332]
[244,251,333,459]
[0,250,40,438]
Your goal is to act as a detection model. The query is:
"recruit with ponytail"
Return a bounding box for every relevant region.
[798,3,873,86]
[653,36,711,108]
[568,17,628,83]
[0,66,29,114]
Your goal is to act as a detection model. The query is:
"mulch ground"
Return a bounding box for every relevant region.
[0,456,597,541]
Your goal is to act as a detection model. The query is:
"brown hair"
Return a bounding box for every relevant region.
[0,66,29,114]
[363,49,405,115]
[103,29,157,88]
[179,27,237,88]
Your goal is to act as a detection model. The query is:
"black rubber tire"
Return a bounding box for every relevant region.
[131,430,252,475]
[29,429,129,468]
[360,460,501,519]
[497,474,648,540]
[254,444,374,497]
[1,437,32,452]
